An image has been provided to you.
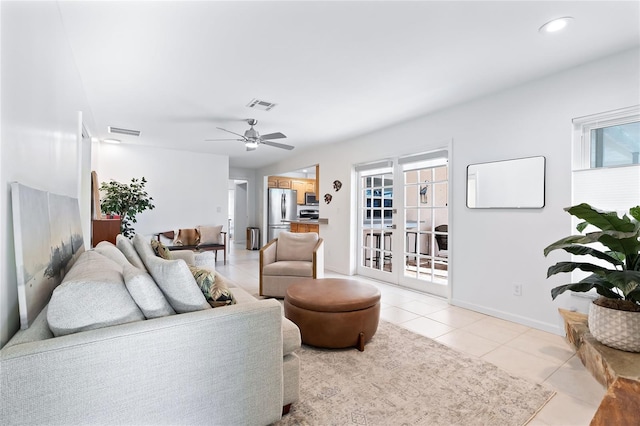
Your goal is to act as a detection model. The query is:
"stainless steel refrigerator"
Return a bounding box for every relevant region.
[268,188,297,241]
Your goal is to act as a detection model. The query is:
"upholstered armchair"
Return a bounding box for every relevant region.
[260,231,324,298]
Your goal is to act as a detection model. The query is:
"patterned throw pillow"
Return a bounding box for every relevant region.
[151,239,172,260]
[189,266,236,307]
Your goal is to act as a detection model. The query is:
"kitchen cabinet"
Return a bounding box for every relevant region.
[269,176,316,204]
[290,222,319,235]
[292,179,316,204]
[278,179,292,189]
[268,176,292,189]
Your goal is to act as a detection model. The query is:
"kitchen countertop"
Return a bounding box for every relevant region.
[286,219,320,224]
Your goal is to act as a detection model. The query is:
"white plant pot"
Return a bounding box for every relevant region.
[588,301,640,352]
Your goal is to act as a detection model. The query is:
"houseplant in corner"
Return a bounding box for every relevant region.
[100,177,155,238]
[544,203,640,352]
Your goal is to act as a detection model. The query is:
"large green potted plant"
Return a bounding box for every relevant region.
[100,177,155,238]
[544,203,640,352]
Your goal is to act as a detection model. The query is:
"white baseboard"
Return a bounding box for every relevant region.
[450,298,564,336]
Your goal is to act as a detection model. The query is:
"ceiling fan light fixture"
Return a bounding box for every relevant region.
[245,141,259,149]
[538,16,574,33]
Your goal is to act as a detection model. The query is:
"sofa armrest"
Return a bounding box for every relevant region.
[313,238,325,279]
[260,238,277,266]
[1,300,285,425]
[170,250,196,266]
[259,239,278,296]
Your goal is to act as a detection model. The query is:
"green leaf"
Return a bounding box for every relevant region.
[546,261,611,277]
[626,288,640,304]
[601,270,640,297]
[629,206,640,222]
[565,203,636,232]
[544,234,602,256]
[598,232,640,259]
[550,279,620,300]
[549,274,621,300]
[550,283,598,300]
[559,245,623,266]
[576,221,588,233]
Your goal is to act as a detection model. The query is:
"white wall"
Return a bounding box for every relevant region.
[94,143,229,237]
[258,48,640,334]
[229,166,258,227]
[0,2,95,347]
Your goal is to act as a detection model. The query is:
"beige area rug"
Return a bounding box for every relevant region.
[275,321,555,426]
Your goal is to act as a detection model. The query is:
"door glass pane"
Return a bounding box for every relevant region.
[360,171,393,273]
[403,163,448,286]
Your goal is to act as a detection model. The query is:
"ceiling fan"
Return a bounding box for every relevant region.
[205,119,294,151]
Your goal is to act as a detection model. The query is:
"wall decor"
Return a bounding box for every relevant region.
[333,180,342,192]
[420,184,428,204]
[324,193,333,204]
[466,156,546,209]
[11,182,84,329]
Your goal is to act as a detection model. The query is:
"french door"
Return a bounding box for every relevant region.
[357,151,449,297]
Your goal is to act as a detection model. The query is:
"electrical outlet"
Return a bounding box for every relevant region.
[513,284,522,296]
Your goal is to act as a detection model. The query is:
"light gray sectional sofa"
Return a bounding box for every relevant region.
[0,234,301,425]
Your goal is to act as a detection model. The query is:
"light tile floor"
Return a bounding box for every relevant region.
[218,243,604,426]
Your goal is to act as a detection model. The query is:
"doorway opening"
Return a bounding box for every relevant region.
[229,179,249,246]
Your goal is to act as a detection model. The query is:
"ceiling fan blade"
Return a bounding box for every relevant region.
[216,127,247,139]
[262,140,295,150]
[260,132,287,140]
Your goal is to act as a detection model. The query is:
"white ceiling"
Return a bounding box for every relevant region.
[58,1,640,169]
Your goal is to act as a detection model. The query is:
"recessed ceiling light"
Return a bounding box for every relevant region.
[539,16,574,33]
[103,138,121,144]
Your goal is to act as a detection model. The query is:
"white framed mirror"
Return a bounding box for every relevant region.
[466,156,546,209]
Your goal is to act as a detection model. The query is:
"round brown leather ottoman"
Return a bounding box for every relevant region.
[284,278,381,351]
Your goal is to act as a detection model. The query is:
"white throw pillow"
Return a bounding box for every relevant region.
[122,264,175,319]
[132,234,210,313]
[47,251,145,337]
[94,241,131,269]
[198,225,223,245]
[116,234,146,270]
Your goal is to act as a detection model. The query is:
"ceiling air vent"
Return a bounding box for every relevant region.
[246,98,277,111]
[108,126,141,137]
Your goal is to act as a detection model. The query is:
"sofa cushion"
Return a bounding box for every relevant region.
[133,234,210,313]
[94,241,131,268]
[194,251,216,270]
[198,225,222,245]
[174,228,199,246]
[116,234,146,270]
[263,261,314,277]
[122,264,175,319]
[276,232,318,262]
[47,251,145,337]
[171,250,197,266]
